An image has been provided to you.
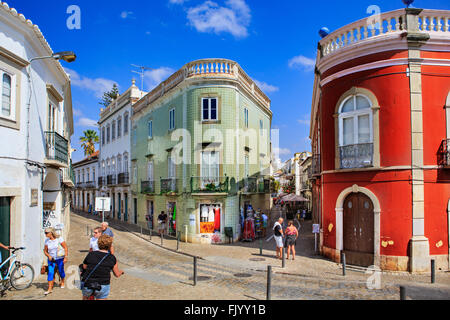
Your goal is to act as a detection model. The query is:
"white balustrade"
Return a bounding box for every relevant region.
[320,9,450,58]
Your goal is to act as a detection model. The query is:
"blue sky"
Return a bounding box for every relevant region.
[7,0,450,162]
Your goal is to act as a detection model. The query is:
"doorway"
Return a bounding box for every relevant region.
[124,194,128,222]
[343,192,374,267]
[0,197,11,263]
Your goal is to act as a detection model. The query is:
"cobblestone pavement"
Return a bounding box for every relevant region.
[2,211,450,300]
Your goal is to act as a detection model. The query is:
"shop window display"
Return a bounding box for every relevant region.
[200,204,221,235]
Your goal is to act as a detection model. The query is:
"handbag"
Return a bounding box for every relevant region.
[82,253,110,292]
[40,265,48,275]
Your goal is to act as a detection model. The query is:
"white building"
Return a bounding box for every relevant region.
[0,2,75,272]
[73,151,99,213]
[98,80,144,224]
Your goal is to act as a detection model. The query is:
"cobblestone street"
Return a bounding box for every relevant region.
[2,212,450,300]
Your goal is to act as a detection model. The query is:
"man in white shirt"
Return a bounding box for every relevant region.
[273,218,284,260]
[89,227,102,252]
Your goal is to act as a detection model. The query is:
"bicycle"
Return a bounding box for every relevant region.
[0,247,35,294]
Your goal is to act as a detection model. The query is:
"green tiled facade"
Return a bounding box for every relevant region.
[131,62,272,244]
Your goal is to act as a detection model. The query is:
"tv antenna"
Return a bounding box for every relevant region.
[131,64,153,93]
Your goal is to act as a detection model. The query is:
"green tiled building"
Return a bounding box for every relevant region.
[131,59,272,244]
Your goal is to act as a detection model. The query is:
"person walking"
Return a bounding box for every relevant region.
[43,228,68,295]
[272,218,284,260]
[0,242,11,262]
[81,235,124,300]
[261,212,268,237]
[89,227,102,252]
[100,223,115,254]
[284,221,299,260]
[158,211,167,236]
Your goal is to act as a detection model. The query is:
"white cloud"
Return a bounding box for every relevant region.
[297,114,311,126]
[169,0,188,4]
[73,108,83,117]
[254,80,279,94]
[144,67,176,90]
[120,11,134,19]
[288,55,315,71]
[273,147,291,156]
[65,68,118,99]
[77,117,98,128]
[187,0,251,38]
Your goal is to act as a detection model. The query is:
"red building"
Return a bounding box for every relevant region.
[310,8,450,272]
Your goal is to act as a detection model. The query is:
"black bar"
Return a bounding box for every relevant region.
[400,286,406,300]
[282,246,285,268]
[431,259,436,284]
[193,257,198,286]
[267,265,272,300]
[342,252,346,276]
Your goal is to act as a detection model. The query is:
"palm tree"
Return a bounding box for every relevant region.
[80,130,99,157]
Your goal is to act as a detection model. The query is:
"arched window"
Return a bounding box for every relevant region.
[123,153,129,173]
[111,157,116,174]
[117,155,122,174]
[338,94,374,169]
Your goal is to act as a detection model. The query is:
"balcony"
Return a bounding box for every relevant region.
[98,177,105,187]
[141,180,156,194]
[340,143,373,169]
[438,139,450,167]
[161,178,178,194]
[191,176,229,193]
[240,177,258,193]
[45,132,69,167]
[83,181,96,189]
[117,172,130,185]
[107,175,117,186]
[257,178,271,194]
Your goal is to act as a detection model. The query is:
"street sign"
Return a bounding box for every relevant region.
[312,224,320,234]
[95,197,111,212]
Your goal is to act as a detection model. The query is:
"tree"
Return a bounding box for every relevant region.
[80,130,99,157]
[99,84,119,108]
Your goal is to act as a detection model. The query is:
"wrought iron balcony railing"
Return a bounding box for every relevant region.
[257,178,271,193]
[438,139,450,167]
[45,131,69,165]
[161,178,178,194]
[82,181,95,189]
[107,174,117,186]
[191,176,229,193]
[141,180,156,194]
[240,177,258,193]
[118,172,130,185]
[340,143,373,169]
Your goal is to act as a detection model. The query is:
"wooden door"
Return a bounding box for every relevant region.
[343,193,374,266]
[0,197,10,263]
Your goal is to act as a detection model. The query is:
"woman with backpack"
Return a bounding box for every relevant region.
[80,234,124,300]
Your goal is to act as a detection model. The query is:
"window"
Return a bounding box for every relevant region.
[102,161,105,176]
[117,117,122,138]
[48,102,58,132]
[132,128,137,146]
[132,163,137,184]
[106,159,110,175]
[169,108,175,131]
[102,127,105,145]
[93,168,96,182]
[168,154,175,178]
[107,124,111,143]
[244,108,249,128]
[117,155,122,174]
[244,155,249,177]
[111,157,116,174]
[124,113,129,134]
[87,168,90,182]
[260,119,263,136]
[112,121,116,140]
[147,160,154,181]
[123,154,129,173]
[201,151,219,185]
[338,94,373,168]
[148,120,153,139]
[2,73,12,117]
[202,98,218,121]
[82,169,85,183]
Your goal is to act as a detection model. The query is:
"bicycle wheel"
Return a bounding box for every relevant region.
[10,263,34,290]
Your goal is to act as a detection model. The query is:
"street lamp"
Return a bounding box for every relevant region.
[29,51,77,63]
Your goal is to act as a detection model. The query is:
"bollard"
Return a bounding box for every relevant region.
[149,228,152,241]
[282,246,286,268]
[431,259,436,284]
[193,257,198,286]
[266,265,272,300]
[400,286,406,300]
[259,238,263,256]
[342,252,346,276]
[86,225,89,236]
[140,226,142,235]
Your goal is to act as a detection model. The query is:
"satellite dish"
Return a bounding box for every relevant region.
[319,27,330,39]
[402,0,414,8]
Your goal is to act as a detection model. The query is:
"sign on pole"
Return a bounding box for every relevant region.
[312,224,320,234]
[95,197,111,223]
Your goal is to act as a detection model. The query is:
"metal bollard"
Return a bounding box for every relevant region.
[86,225,89,236]
[431,259,436,284]
[282,246,286,268]
[149,228,152,241]
[400,286,406,300]
[342,252,346,276]
[266,265,272,300]
[140,226,142,235]
[193,257,198,286]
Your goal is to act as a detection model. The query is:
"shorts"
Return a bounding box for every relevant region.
[274,236,283,248]
[159,223,166,230]
[48,258,65,282]
[81,282,111,300]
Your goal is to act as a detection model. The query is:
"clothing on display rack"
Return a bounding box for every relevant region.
[242,218,255,241]
[214,206,221,232]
